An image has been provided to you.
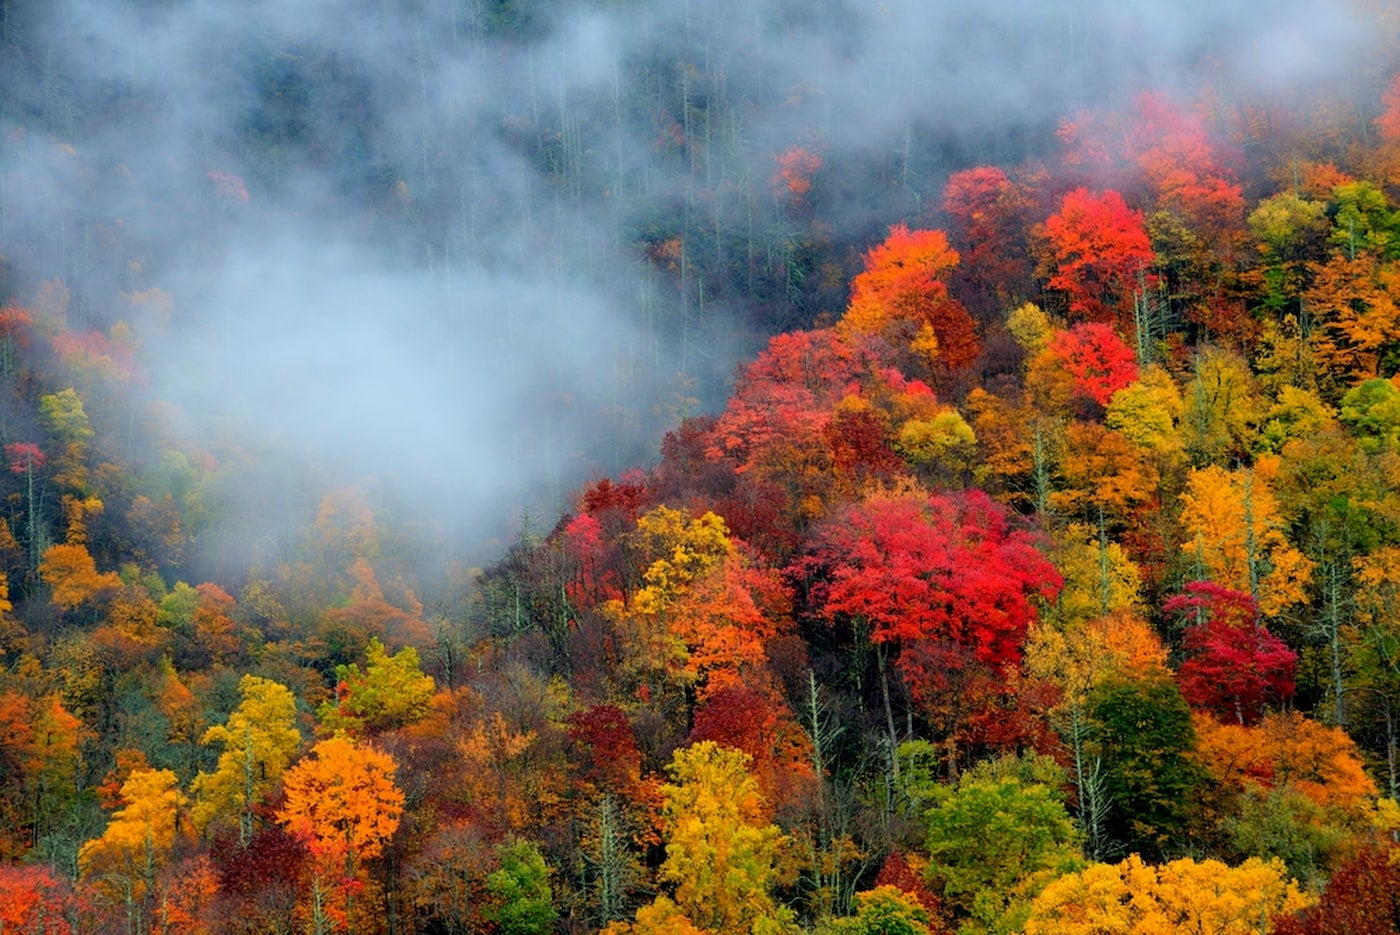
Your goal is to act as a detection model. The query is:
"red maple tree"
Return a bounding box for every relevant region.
[801,488,1061,670]
[1165,582,1297,725]
[1041,188,1155,328]
[1047,322,1139,406]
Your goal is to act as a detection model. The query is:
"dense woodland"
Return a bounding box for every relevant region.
[11,1,1400,933]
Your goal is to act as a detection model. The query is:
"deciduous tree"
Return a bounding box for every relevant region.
[191,675,302,843]
[1087,676,1205,859]
[276,736,404,931]
[0,862,74,933]
[1039,188,1155,329]
[1047,323,1139,406]
[652,741,797,934]
[320,636,436,736]
[921,763,1082,934]
[1024,854,1313,934]
[1179,465,1312,617]
[841,224,980,373]
[37,542,120,612]
[1166,583,1297,724]
[79,767,187,931]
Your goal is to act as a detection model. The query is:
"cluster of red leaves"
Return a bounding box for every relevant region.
[1166,582,1297,725]
[709,329,867,474]
[1381,73,1400,143]
[1042,188,1155,327]
[801,488,1062,669]
[941,166,1035,307]
[0,863,75,932]
[1046,322,1139,406]
[4,441,44,475]
[689,686,816,814]
[1274,846,1400,934]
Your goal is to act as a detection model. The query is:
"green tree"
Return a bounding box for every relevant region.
[922,757,1082,935]
[484,837,558,935]
[319,636,436,736]
[1087,676,1206,859]
[1339,378,1400,454]
[816,886,934,935]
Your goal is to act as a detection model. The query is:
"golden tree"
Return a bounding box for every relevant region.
[276,735,404,933]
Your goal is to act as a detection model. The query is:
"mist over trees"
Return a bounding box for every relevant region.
[0,0,1383,562]
[3,0,1400,932]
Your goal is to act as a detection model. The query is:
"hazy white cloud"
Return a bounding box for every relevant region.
[0,0,1380,564]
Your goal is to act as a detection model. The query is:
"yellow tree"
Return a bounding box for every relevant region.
[191,675,301,843]
[1023,854,1314,934]
[1179,464,1312,616]
[319,636,436,736]
[1042,523,1145,631]
[1105,364,1185,461]
[607,507,736,715]
[37,542,120,612]
[648,741,797,934]
[79,767,187,931]
[602,897,706,935]
[629,507,733,614]
[276,735,404,931]
[1181,346,1265,466]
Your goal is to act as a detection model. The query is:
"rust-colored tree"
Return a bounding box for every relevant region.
[1273,846,1400,935]
[0,862,74,933]
[941,165,1035,311]
[841,224,980,372]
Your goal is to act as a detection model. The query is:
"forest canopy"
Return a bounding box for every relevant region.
[3,0,1400,933]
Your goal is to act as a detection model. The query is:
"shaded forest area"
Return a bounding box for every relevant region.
[7,0,1400,933]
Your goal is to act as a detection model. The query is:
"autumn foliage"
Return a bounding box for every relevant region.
[6,24,1400,935]
[802,487,1061,671]
[1041,187,1155,327]
[842,224,981,371]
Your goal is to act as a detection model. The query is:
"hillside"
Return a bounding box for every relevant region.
[5,1,1400,933]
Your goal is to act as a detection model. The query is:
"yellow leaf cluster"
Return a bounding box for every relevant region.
[38,543,121,611]
[1024,854,1314,934]
[631,507,733,615]
[80,768,187,889]
[191,675,301,836]
[1179,465,1312,616]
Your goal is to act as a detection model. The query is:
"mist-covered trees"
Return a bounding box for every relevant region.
[5,6,1400,932]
